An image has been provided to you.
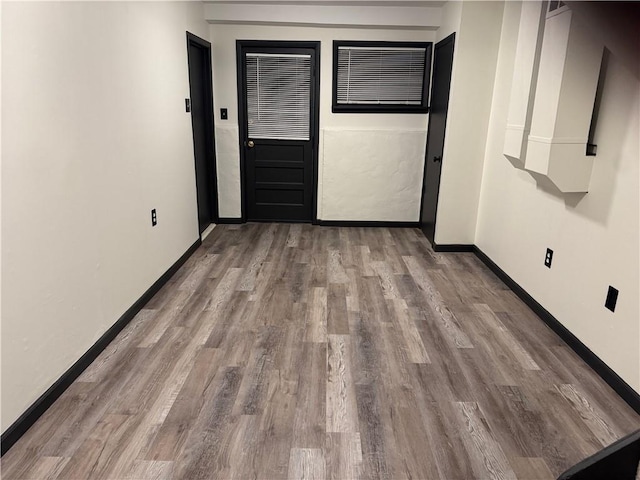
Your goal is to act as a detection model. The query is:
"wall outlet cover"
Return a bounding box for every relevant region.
[545,248,553,268]
[605,286,618,312]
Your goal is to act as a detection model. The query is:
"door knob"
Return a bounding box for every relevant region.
[247,140,255,148]
[433,155,442,163]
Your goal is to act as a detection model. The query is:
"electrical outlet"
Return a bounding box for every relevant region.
[151,209,157,226]
[544,248,553,268]
[220,108,228,120]
[605,286,618,312]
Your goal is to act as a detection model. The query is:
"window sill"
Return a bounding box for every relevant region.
[331,105,429,114]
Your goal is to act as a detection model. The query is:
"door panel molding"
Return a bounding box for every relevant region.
[236,40,321,223]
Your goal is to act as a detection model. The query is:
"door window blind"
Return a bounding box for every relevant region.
[336,46,427,105]
[246,53,311,141]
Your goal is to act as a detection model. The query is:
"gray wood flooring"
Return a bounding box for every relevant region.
[2,223,638,479]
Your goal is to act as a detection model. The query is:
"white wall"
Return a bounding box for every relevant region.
[1,1,209,432]
[475,1,640,391]
[209,24,433,221]
[435,0,462,43]
[434,1,504,244]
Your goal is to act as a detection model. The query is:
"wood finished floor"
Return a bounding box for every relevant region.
[2,223,638,480]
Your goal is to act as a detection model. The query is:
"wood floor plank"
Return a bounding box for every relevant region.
[56,413,133,479]
[325,432,364,480]
[409,363,476,479]
[292,342,327,449]
[326,334,359,433]
[3,223,639,480]
[20,456,70,480]
[254,369,298,479]
[354,383,391,479]
[232,325,281,416]
[403,255,474,349]
[171,366,243,480]
[225,414,262,479]
[124,460,174,480]
[327,283,349,335]
[390,298,430,364]
[145,347,220,461]
[288,447,326,480]
[328,249,350,284]
[556,383,619,447]
[79,308,155,382]
[238,223,276,291]
[509,457,555,480]
[474,303,540,371]
[305,286,327,343]
[455,402,517,480]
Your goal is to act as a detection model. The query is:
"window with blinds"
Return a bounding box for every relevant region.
[246,53,311,141]
[332,41,432,113]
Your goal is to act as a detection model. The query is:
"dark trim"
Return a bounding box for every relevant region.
[473,245,640,415]
[186,32,219,227]
[432,243,474,252]
[311,42,321,226]
[246,219,313,224]
[236,40,321,224]
[318,220,420,228]
[217,217,244,224]
[0,238,202,456]
[235,42,247,223]
[331,40,432,114]
[558,429,640,479]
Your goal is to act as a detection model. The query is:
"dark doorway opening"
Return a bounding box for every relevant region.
[187,32,218,234]
[420,33,455,245]
[236,40,320,223]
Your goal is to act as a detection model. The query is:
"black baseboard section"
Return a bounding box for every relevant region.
[473,246,640,415]
[318,220,420,228]
[0,238,202,456]
[217,217,243,224]
[432,243,475,252]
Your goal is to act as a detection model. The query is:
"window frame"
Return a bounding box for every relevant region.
[332,40,433,114]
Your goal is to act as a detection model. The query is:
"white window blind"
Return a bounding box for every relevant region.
[246,53,311,141]
[336,46,427,105]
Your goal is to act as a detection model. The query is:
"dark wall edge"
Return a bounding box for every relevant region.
[473,245,640,415]
[217,217,244,224]
[0,238,202,455]
[432,243,475,252]
[318,220,420,228]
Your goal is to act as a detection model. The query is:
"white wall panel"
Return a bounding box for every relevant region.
[215,125,243,218]
[321,129,426,221]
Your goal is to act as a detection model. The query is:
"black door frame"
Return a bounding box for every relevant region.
[419,32,455,246]
[236,40,321,224]
[186,31,219,232]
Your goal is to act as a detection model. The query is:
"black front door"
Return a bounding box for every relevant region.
[238,42,319,222]
[187,32,218,233]
[420,33,455,245]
